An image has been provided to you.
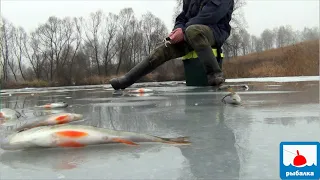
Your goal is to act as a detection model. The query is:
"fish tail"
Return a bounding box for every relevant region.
[157,136,191,145]
[221,94,229,103]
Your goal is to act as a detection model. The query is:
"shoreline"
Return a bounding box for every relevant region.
[1,75,319,91]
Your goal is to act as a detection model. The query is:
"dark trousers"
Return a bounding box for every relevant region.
[148,25,217,68]
[109,24,221,90]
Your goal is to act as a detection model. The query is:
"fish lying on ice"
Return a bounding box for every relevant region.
[126,93,153,97]
[35,102,68,109]
[113,88,154,97]
[0,108,22,123]
[128,88,153,93]
[15,113,83,132]
[221,88,241,105]
[1,124,191,151]
[218,84,249,91]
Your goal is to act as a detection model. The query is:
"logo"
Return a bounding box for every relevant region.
[280,142,320,179]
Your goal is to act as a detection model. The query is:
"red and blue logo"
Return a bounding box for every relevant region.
[280,142,320,179]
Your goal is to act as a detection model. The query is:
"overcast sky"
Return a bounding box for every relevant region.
[1,0,319,36]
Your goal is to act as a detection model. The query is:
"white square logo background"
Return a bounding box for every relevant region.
[283,145,317,166]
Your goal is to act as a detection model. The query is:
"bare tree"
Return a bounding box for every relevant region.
[57,18,75,77]
[71,48,91,84]
[249,35,257,53]
[6,26,19,82]
[0,19,2,81]
[126,19,139,70]
[221,40,232,59]
[83,11,104,76]
[36,17,57,81]
[274,25,296,48]
[13,26,27,81]
[230,0,248,31]
[251,36,263,52]
[102,13,119,75]
[261,29,275,50]
[64,17,82,84]
[1,18,21,82]
[141,12,168,55]
[230,32,241,57]
[23,31,46,80]
[0,17,14,82]
[239,28,250,55]
[300,27,320,41]
[115,8,135,75]
[34,16,78,82]
[130,20,144,68]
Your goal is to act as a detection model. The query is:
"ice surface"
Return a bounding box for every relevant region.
[0,76,319,179]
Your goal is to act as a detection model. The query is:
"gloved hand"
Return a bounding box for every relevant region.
[168,28,184,44]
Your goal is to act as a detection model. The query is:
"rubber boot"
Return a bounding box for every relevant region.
[109,57,155,90]
[196,47,225,86]
[218,58,223,70]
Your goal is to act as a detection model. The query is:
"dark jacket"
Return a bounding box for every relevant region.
[174,0,234,47]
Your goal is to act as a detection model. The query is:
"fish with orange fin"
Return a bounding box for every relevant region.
[221,88,242,105]
[1,124,191,151]
[35,102,68,109]
[113,88,154,97]
[15,113,83,132]
[0,108,22,121]
[128,88,153,93]
[0,108,23,126]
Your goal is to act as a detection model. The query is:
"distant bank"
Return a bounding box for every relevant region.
[1,40,319,90]
[223,40,319,78]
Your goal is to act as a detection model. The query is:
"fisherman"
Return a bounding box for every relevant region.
[109,0,235,90]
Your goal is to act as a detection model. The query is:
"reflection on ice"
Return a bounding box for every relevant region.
[0,144,192,179]
[226,75,319,82]
[91,101,157,107]
[163,90,299,96]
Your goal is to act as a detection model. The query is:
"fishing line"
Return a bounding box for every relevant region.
[284,149,297,155]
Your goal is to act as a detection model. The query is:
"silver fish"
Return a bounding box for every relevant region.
[218,84,249,91]
[221,88,241,105]
[1,124,190,151]
[128,88,153,93]
[0,108,21,123]
[15,113,83,132]
[35,102,68,109]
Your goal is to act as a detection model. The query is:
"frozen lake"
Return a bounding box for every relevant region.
[0,76,319,179]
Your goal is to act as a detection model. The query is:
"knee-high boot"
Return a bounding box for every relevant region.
[109,57,156,90]
[196,47,225,86]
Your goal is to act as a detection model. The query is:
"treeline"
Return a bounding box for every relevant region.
[0,8,170,87]
[223,26,319,58]
[0,4,319,88]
